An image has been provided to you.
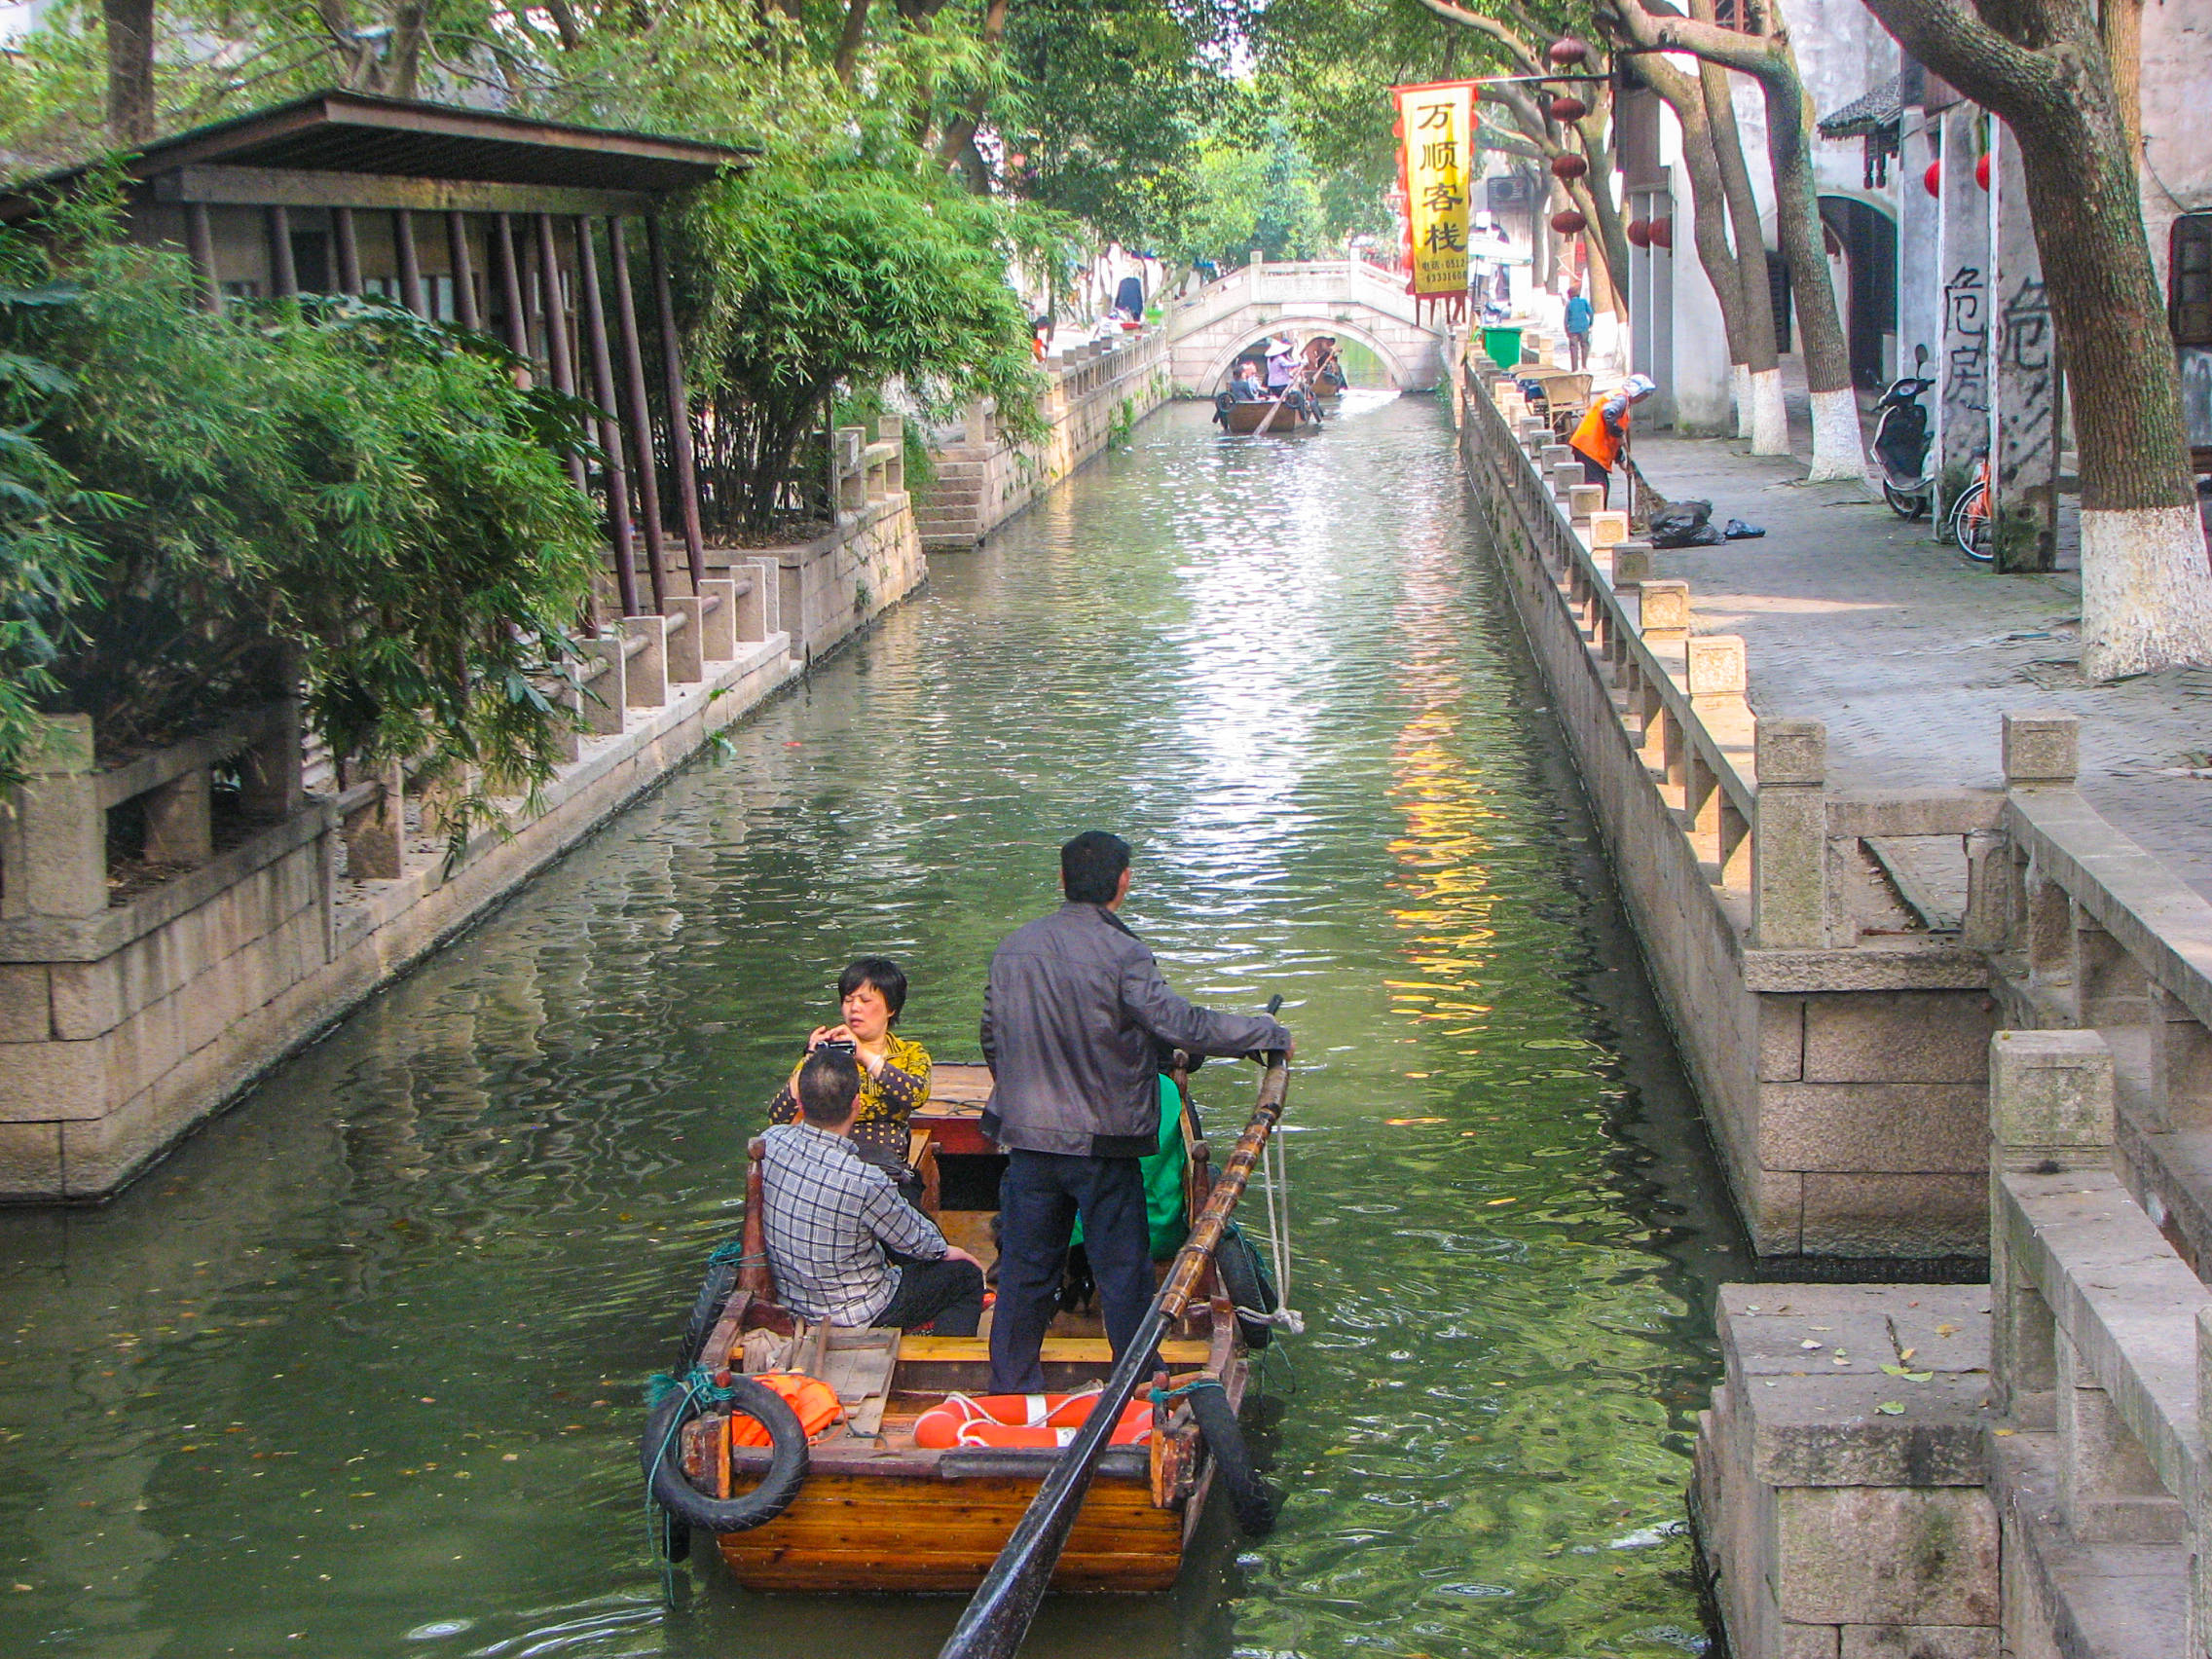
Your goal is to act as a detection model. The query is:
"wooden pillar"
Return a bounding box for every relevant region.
[646,215,707,589]
[334,207,363,296]
[607,218,669,610]
[575,217,641,617]
[184,202,221,313]
[494,213,530,368]
[393,210,425,316]
[267,205,298,298]
[446,211,479,330]
[533,213,589,497]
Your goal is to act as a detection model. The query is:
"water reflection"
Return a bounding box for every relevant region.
[0,394,1744,1658]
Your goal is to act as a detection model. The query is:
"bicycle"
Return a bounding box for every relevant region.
[1949,455,1993,563]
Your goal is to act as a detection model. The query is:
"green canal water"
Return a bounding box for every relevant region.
[0,393,1749,1658]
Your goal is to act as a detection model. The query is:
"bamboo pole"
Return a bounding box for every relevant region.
[608,218,670,609]
[267,206,297,299]
[575,217,641,618]
[334,207,363,296]
[646,215,708,589]
[446,211,480,331]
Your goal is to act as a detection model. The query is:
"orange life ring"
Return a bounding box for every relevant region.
[912,1391,1153,1451]
[729,1372,843,1447]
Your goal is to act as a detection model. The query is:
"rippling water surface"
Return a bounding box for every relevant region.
[0,393,1747,1658]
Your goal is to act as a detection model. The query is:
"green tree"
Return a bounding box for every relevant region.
[0,206,601,840]
[674,144,1044,533]
[1172,117,1329,270]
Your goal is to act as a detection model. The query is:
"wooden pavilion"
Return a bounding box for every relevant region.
[0,90,756,622]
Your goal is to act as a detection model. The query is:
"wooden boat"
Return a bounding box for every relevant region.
[1219,397,1319,435]
[662,1060,1258,1593]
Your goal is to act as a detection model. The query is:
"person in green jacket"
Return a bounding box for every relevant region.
[1074,1073,1189,1262]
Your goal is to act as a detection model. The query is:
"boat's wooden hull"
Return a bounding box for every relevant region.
[1219,398,1317,434]
[714,1468,1192,1592]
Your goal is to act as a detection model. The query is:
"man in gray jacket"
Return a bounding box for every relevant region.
[981,830,1291,1392]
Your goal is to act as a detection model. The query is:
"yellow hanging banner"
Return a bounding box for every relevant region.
[1392,80,1476,302]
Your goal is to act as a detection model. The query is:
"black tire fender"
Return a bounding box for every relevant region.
[1187,1381,1279,1536]
[641,1375,810,1539]
[1214,1222,1277,1350]
[676,1254,741,1373]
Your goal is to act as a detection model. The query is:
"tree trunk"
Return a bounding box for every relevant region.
[1571,106,1635,319]
[831,0,870,85]
[103,0,156,146]
[1687,0,1785,450]
[1613,0,1862,476]
[1862,0,2212,676]
[1760,41,1863,481]
[1637,50,1751,431]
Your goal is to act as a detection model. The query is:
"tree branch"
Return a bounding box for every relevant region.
[1607,0,1783,80]
[1406,0,1542,76]
[1856,0,2067,121]
[831,0,870,85]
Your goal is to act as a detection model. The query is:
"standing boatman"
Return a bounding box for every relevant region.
[980,831,1293,1393]
[1568,373,1657,508]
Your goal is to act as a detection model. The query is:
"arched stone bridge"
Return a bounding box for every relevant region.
[1164,259,1451,394]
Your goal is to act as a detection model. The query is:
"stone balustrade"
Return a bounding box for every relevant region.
[0,484,933,1198]
[1463,357,2004,1259]
[913,328,1168,549]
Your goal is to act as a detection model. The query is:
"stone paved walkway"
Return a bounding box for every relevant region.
[1625,429,2212,899]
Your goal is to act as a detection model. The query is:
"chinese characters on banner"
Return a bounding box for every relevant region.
[1392,80,1475,313]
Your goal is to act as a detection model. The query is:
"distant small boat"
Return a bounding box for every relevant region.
[1218,398,1320,435]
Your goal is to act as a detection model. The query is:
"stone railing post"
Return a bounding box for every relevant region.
[1988,1029,2112,1427]
[697,578,737,661]
[240,700,305,823]
[664,595,704,685]
[0,714,103,920]
[341,758,404,881]
[624,613,668,708]
[142,764,213,867]
[1751,718,1826,950]
[579,637,626,735]
[2007,712,2083,1012]
[2196,1309,2212,1654]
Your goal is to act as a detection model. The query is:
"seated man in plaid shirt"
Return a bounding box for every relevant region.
[759,1049,985,1334]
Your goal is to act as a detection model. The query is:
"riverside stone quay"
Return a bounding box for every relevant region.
[1462,353,2212,1659]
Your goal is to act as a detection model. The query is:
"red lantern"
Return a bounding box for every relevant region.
[1626,218,1651,248]
[1548,35,1591,67]
[1550,209,1588,236]
[1649,217,1673,248]
[1923,159,1940,199]
[1975,151,1991,191]
[1548,94,1587,124]
[1550,153,1589,182]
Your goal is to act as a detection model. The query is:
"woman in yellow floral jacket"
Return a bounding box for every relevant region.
[768,956,931,1174]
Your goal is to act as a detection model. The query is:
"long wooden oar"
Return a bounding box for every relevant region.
[936,1045,1292,1659]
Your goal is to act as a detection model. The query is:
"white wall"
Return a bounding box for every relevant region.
[2139,0,2212,297]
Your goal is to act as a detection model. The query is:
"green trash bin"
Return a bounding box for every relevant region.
[1482,325,1524,374]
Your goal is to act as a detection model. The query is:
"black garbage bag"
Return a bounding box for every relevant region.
[1722,518,1767,540]
[1683,524,1726,546]
[1647,499,1714,548]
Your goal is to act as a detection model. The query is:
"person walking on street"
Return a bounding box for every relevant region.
[980,831,1292,1393]
[1568,374,1656,508]
[1563,280,1594,373]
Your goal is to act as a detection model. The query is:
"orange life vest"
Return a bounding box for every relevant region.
[1569,398,1628,470]
[912,1392,1154,1451]
[728,1372,844,1447]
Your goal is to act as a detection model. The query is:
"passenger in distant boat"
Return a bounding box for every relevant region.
[768,956,932,1184]
[760,1049,985,1334]
[1213,360,1267,426]
[979,831,1292,1393]
[1263,336,1297,392]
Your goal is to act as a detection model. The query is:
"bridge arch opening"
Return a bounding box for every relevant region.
[1198,316,1419,394]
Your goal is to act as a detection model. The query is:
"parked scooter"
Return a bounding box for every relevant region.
[1873,344,1936,520]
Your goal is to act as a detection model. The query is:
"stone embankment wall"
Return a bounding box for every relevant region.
[913,327,1169,549]
[1456,357,2212,1654]
[0,472,924,1200]
[1457,361,1996,1261]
